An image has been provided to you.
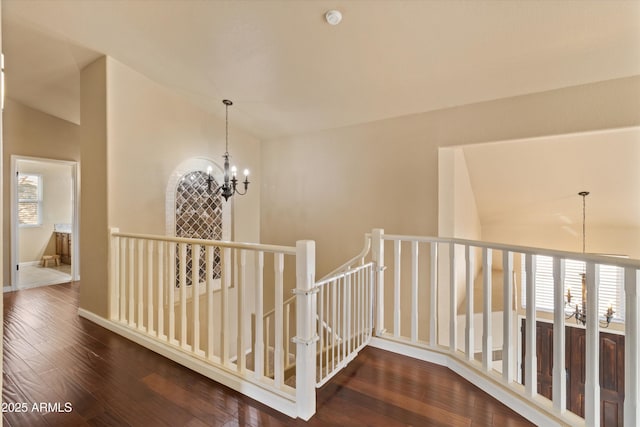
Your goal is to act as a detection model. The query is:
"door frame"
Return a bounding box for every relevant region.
[9,155,80,290]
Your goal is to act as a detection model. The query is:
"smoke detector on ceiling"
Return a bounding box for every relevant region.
[325,10,342,26]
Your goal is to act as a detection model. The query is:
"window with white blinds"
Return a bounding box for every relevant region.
[18,173,42,227]
[521,255,624,322]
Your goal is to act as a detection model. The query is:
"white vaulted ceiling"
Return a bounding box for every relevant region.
[462,128,640,230]
[3,1,640,234]
[2,0,640,137]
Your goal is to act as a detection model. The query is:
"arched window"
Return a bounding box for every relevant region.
[166,158,230,289]
[175,171,222,286]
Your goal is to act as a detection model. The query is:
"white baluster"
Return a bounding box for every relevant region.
[157,241,165,340]
[465,245,475,361]
[394,240,401,337]
[109,229,120,321]
[449,243,457,353]
[119,237,126,322]
[156,242,166,339]
[502,251,514,383]
[137,239,144,331]
[525,253,537,397]
[221,247,230,365]
[346,273,352,355]
[285,303,291,369]
[237,249,247,373]
[128,238,135,327]
[265,317,271,376]
[332,279,337,372]
[429,242,438,347]
[411,241,419,343]
[584,262,600,427]
[482,248,492,372]
[206,246,215,361]
[552,257,566,413]
[179,243,188,349]
[147,239,154,335]
[318,285,325,379]
[168,242,176,345]
[254,251,264,378]
[274,252,284,387]
[192,244,201,355]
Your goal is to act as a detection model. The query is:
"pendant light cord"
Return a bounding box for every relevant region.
[579,191,589,253]
[225,102,229,154]
[582,195,586,253]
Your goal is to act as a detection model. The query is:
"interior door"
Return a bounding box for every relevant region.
[522,320,624,426]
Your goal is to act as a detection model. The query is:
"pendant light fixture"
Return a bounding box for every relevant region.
[565,191,615,327]
[207,99,249,201]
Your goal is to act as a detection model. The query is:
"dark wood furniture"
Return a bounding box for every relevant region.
[55,231,71,264]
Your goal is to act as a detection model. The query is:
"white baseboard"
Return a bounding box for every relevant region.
[77,308,299,418]
[20,261,42,267]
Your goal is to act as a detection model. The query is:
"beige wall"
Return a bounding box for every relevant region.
[260,75,640,342]
[261,75,640,277]
[18,161,73,263]
[2,98,80,285]
[79,57,261,317]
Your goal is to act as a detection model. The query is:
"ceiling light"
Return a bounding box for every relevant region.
[207,100,250,201]
[564,191,616,328]
[325,10,342,26]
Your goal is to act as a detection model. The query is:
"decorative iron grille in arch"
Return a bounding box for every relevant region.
[175,170,222,287]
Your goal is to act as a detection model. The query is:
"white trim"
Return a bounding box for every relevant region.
[11,156,80,290]
[369,336,584,427]
[19,261,42,267]
[447,125,640,151]
[77,308,300,418]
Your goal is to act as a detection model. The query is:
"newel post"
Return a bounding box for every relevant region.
[371,229,385,335]
[108,228,120,321]
[294,240,316,420]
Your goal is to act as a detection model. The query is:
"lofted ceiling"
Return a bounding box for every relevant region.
[2,1,639,234]
[2,0,640,138]
[462,127,640,230]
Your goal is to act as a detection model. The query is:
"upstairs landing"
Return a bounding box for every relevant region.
[3,282,533,426]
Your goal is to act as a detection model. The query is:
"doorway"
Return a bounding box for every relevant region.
[9,156,80,290]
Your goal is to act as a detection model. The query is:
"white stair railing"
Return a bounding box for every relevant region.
[107,228,318,420]
[370,228,640,427]
[315,262,375,387]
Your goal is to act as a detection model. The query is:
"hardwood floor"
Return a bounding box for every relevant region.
[3,282,534,426]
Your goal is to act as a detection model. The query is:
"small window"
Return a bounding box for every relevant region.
[18,173,42,226]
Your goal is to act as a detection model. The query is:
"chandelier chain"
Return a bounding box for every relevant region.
[225,102,229,154]
[582,194,586,253]
[579,191,589,254]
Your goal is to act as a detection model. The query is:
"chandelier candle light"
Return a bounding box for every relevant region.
[565,191,615,327]
[207,99,250,201]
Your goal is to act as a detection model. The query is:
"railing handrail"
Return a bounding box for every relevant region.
[315,261,375,288]
[111,230,297,255]
[383,233,640,269]
[319,233,372,281]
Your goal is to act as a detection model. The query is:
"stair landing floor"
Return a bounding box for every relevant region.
[3,282,534,426]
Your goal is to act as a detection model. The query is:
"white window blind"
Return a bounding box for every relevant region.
[18,173,42,226]
[521,255,624,322]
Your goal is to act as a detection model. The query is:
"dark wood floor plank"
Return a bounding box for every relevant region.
[3,282,535,426]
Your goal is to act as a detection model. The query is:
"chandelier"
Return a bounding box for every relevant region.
[564,191,615,327]
[207,99,249,201]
